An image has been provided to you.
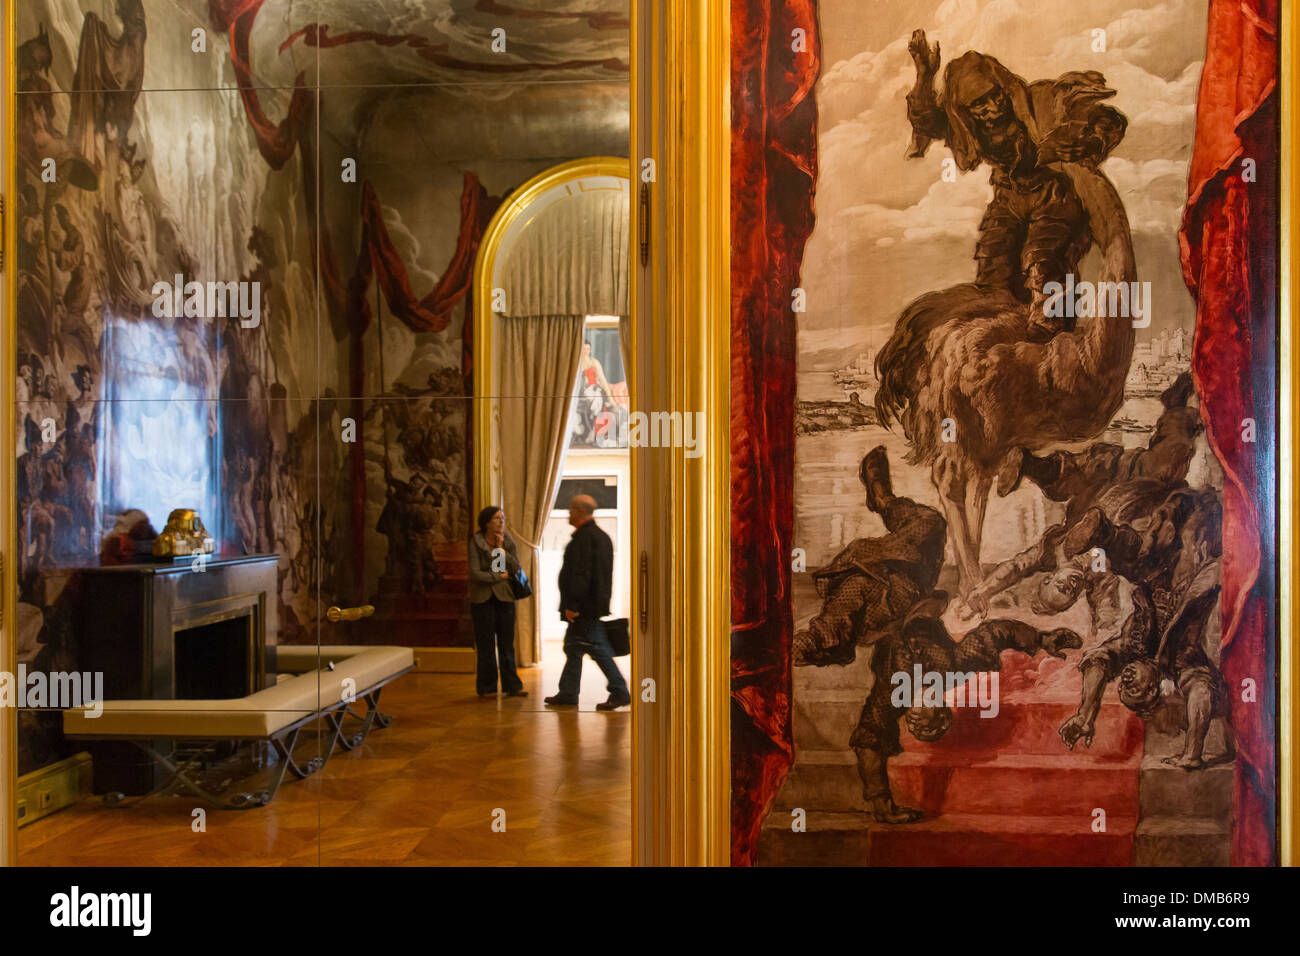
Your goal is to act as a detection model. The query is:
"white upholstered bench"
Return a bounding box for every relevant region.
[63,645,413,809]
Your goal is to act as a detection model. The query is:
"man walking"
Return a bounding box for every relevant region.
[545,495,631,710]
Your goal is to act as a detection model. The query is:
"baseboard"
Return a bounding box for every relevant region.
[17,752,93,828]
[412,646,476,673]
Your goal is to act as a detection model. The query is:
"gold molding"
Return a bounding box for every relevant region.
[2,0,16,868]
[16,753,91,829]
[1282,1,1297,868]
[470,155,630,518]
[629,0,651,866]
[631,0,730,866]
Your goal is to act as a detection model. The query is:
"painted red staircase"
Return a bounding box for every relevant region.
[358,543,475,646]
[758,646,1148,865]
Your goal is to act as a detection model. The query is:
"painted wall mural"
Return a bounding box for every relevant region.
[14,0,629,774]
[731,0,1278,866]
[13,0,320,774]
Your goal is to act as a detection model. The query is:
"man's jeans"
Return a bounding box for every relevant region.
[558,618,630,700]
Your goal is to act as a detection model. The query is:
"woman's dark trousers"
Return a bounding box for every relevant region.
[471,596,523,694]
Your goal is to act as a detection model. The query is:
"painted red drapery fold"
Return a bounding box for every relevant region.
[355,177,499,337]
[730,0,820,866]
[1178,0,1278,867]
[209,0,310,170]
[348,175,491,339]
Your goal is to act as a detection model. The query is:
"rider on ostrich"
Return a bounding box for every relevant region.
[875,30,1137,597]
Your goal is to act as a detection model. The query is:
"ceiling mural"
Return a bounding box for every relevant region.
[289,0,629,85]
[17,1,628,88]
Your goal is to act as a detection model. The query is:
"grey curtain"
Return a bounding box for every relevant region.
[498,314,586,665]
[498,184,629,318]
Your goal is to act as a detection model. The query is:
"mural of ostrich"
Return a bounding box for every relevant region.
[875,164,1137,596]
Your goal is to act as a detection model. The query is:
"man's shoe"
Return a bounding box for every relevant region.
[544,694,579,706]
[793,630,856,668]
[1063,507,1109,558]
[596,695,632,711]
[506,689,529,698]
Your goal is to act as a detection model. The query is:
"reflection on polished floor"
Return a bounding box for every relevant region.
[17,658,630,867]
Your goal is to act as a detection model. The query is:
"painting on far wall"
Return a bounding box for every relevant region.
[568,324,628,450]
[730,0,1279,866]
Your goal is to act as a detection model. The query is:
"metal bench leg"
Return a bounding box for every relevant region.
[124,741,278,810]
[320,706,351,760]
[271,724,325,780]
[368,688,393,730]
[331,688,390,752]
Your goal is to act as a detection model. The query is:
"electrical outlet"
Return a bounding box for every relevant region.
[38,790,53,809]
[16,800,28,820]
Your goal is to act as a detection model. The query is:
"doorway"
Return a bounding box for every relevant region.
[472,159,631,672]
[538,316,632,701]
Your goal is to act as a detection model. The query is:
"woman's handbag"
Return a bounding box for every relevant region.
[507,566,533,601]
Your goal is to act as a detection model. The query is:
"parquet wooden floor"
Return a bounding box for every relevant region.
[17,658,631,867]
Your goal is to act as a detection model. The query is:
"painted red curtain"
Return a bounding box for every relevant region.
[210,0,497,600]
[730,0,820,866]
[1178,0,1279,867]
[209,0,310,170]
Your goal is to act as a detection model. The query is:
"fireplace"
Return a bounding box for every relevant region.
[76,555,279,793]
[173,610,258,701]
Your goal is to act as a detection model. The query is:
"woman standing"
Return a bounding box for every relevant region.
[468,506,528,698]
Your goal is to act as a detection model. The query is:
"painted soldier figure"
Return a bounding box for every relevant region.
[794,447,1082,822]
[377,473,443,595]
[995,372,1201,525]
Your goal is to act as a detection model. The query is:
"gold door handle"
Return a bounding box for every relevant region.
[326,604,374,623]
[639,182,651,267]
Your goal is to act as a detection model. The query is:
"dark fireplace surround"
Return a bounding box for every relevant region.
[77,555,279,794]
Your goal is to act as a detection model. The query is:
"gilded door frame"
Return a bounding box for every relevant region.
[1,0,16,868]
[627,0,731,865]
[1281,2,1299,868]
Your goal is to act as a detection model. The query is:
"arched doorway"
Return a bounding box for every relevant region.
[472,157,631,667]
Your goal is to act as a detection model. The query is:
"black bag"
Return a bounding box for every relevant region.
[507,566,532,601]
[604,618,630,657]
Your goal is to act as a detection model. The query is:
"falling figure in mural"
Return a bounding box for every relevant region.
[1051,486,1229,770]
[874,29,1137,595]
[793,447,1082,822]
[963,373,1203,624]
[64,366,99,553]
[381,394,465,544]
